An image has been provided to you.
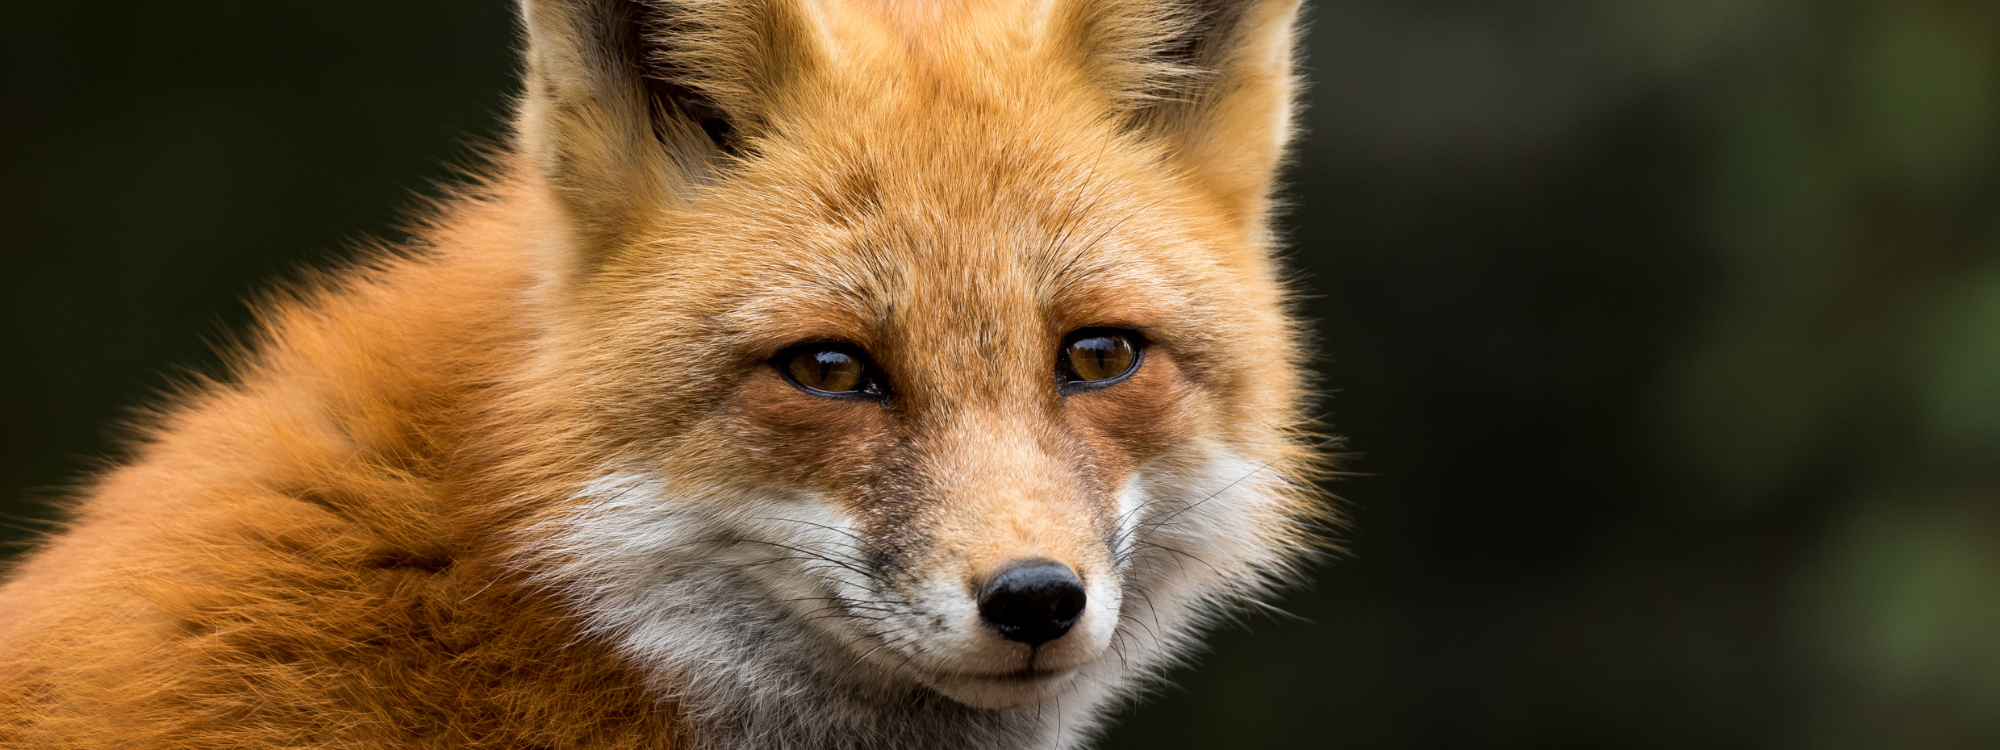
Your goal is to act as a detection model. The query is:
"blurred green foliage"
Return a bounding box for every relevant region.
[2,0,1994,747]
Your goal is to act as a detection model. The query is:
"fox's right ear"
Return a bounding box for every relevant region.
[516,0,825,263]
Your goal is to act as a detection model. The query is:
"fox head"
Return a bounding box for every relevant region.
[495,0,1324,731]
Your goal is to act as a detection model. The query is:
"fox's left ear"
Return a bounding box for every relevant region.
[1056,0,1305,233]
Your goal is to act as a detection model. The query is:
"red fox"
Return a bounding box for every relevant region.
[0,0,1326,747]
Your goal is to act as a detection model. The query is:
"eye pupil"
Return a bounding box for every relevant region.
[1063,331,1139,385]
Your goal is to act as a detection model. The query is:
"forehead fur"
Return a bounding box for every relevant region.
[598,31,1233,288]
[593,118,1249,367]
[648,0,1211,118]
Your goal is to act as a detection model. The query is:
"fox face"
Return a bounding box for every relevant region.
[497,0,1323,738]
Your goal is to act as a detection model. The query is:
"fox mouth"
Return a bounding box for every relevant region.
[886,646,1086,686]
[919,663,1085,709]
[951,665,1068,683]
[989,668,1057,682]
[869,626,1104,694]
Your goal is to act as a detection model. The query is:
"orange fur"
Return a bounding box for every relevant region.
[1,1,1325,747]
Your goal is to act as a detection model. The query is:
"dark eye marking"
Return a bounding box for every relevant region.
[774,342,887,400]
[1056,328,1144,394]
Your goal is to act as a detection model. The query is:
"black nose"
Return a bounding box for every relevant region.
[978,560,1087,646]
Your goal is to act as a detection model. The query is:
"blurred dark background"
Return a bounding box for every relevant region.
[4,1,1997,747]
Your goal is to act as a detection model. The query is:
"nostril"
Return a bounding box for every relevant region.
[977,560,1087,646]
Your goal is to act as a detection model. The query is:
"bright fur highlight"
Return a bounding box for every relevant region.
[0,1,1328,748]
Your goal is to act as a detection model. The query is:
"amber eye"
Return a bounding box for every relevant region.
[1059,328,1143,390]
[776,343,884,398]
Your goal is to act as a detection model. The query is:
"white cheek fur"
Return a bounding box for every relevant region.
[514,446,1303,750]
